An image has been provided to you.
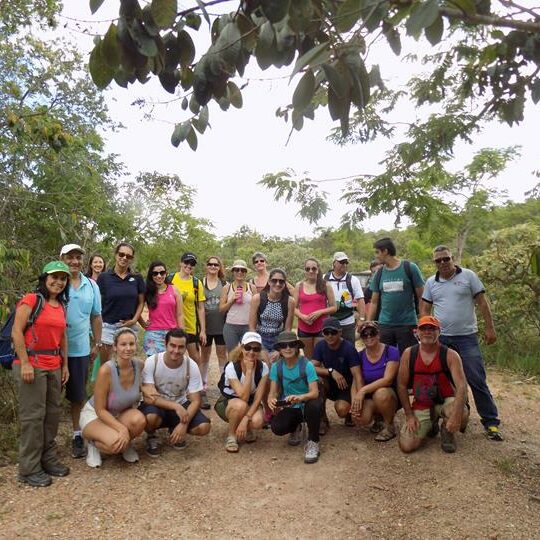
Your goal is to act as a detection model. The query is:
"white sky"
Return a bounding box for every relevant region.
[58,1,539,239]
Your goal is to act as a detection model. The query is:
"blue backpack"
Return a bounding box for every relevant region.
[0,293,45,369]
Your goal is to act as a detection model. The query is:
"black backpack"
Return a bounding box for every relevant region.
[275,356,308,399]
[0,293,45,369]
[257,290,289,326]
[407,344,454,394]
[218,360,264,397]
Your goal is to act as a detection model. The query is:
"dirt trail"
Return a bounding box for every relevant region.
[1,365,539,539]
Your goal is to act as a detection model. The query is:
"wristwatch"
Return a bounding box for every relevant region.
[328,368,334,375]
[96,342,103,348]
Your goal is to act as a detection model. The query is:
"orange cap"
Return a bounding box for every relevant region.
[417,315,441,328]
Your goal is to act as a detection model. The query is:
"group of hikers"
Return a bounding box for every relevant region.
[10,237,503,487]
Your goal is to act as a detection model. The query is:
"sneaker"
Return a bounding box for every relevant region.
[42,462,70,477]
[304,440,320,464]
[146,435,161,458]
[440,424,457,453]
[71,434,86,459]
[200,392,211,410]
[172,440,187,450]
[245,430,257,443]
[86,441,102,468]
[122,445,139,463]
[485,426,504,441]
[18,470,52,488]
[344,413,355,427]
[288,423,304,446]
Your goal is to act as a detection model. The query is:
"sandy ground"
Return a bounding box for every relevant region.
[1,362,539,540]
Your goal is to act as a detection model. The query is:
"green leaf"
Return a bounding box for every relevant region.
[288,0,314,33]
[171,121,191,147]
[181,96,188,110]
[150,0,177,29]
[531,79,540,104]
[425,14,443,46]
[192,106,209,134]
[90,0,106,15]
[255,21,275,70]
[196,0,211,27]
[158,71,178,93]
[126,18,159,57]
[236,13,258,51]
[383,23,401,55]
[185,13,201,30]
[89,42,115,89]
[322,63,347,98]
[186,125,198,150]
[290,41,330,79]
[335,0,362,33]
[292,108,304,131]
[214,22,242,66]
[189,94,200,114]
[261,0,291,24]
[292,69,315,111]
[102,23,121,69]
[227,81,243,108]
[451,0,476,16]
[177,30,195,67]
[406,0,440,37]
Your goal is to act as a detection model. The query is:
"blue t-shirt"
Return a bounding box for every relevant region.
[270,357,318,408]
[66,274,102,357]
[370,261,424,326]
[97,269,145,324]
[312,339,360,385]
[359,345,400,385]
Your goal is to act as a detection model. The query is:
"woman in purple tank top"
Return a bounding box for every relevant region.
[80,328,146,468]
[293,258,337,358]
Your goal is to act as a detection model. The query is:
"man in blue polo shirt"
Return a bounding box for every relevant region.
[60,243,103,458]
[420,245,503,441]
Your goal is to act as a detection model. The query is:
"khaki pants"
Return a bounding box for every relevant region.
[13,365,62,475]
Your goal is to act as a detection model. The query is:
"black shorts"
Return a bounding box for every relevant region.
[205,334,225,346]
[297,329,322,338]
[322,376,352,403]
[139,400,210,432]
[65,355,90,403]
[186,333,199,345]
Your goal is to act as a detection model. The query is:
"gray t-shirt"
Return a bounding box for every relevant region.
[422,267,485,336]
[204,278,226,336]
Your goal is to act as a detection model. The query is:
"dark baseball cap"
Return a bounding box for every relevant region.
[181,252,197,264]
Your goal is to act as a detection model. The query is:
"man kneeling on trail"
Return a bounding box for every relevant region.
[140,328,211,457]
[397,316,468,454]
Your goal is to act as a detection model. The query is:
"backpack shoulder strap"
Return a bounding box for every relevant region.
[233,361,243,380]
[373,268,383,292]
[277,359,284,392]
[298,356,307,382]
[258,290,268,318]
[185,355,191,388]
[439,345,454,386]
[323,271,332,282]
[345,272,353,295]
[408,344,420,389]
[403,260,412,281]
[254,360,263,387]
[152,353,159,388]
[28,292,45,325]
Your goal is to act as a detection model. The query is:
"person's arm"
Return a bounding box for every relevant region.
[197,300,206,345]
[122,293,145,327]
[284,296,295,331]
[367,292,379,321]
[419,299,432,317]
[219,283,235,313]
[350,364,366,414]
[248,293,260,331]
[360,361,399,395]
[415,286,424,305]
[248,373,269,415]
[11,302,34,384]
[445,349,468,433]
[397,348,419,433]
[325,283,337,314]
[475,292,497,345]
[227,362,255,403]
[90,314,103,360]
[174,287,185,329]
[292,283,307,322]
[288,379,319,404]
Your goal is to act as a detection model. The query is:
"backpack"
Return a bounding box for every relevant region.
[218,360,263,397]
[276,356,308,399]
[257,290,289,326]
[152,352,191,396]
[372,260,419,321]
[0,293,45,370]
[323,271,354,321]
[407,344,454,393]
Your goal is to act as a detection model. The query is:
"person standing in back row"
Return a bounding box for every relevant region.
[323,252,365,345]
[420,245,503,441]
[368,238,424,353]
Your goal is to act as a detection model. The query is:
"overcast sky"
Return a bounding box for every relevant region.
[58,1,539,239]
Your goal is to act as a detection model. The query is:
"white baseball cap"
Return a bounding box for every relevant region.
[241,332,262,345]
[333,251,349,262]
[60,243,85,256]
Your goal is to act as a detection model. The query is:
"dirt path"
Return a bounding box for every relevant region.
[1,366,539,539]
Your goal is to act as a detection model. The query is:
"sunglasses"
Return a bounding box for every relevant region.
[253,259,266,264]
[117,252,134,260]
[233,268,247,273]
[360,330,378,339]
[434,256,451,264]
[276,342,298,350]
[304,266,318,272]
[244,345,262,352]
[152,270,167,277]
[337,260,349,265]
[183,260,196,267]
[322,329,339,336]
[207,262,219,267]
[269,278,285,285]
[418,325,438,331]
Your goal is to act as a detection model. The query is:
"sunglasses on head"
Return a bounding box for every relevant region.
[253,259,266,264]
[434,256,451,264]
[276,342,298,350]
[322,329,339,336]
[152,270,167,277]
[304,266,318,272]
[207,262,219,267]
[117,252,134,260]
[244,344,262,353]
[360,330,378,339]
[270,278,285,285]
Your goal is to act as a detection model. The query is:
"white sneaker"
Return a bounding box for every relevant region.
[304,440,320,464]
[288,423,304,446]
[86,441,102,468]
[122,444,139,463]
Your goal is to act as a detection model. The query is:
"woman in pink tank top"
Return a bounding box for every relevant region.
[293,258,337,358]
[140,261,184,355]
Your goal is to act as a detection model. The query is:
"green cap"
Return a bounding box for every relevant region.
[42,261,70,275]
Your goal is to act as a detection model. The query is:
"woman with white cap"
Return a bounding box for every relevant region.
[214,331,269,452]
[219,259,256,351]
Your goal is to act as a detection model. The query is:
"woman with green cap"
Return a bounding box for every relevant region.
[11,261,71,487]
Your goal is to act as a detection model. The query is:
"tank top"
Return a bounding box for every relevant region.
[297,283,328,334]
[411,348,454,411]
[147,285,177,331]
[204,278,226,335]
[257,298,285,337]
[90,360,141,416]
[225,282,253,325]
[249,277,267,294]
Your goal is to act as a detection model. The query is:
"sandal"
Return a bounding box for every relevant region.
[374,426,396,442]
[225,436,239,453]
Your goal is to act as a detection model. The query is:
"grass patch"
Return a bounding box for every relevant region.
[495,457,518,476]
[0,369,20,466]
[484,339,540,377]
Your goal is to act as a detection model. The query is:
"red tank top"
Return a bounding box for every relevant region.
[411,347,454,410]
[297,283,328,334]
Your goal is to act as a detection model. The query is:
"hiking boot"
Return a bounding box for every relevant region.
[440,424,456,453]
[71,434,86,459]
[18,470,52,488]
[42,462,70,477]
[146,435,161,458]
[288,423,304,446]
[200,392,211,410]
[86,441,102,468]
[304,440,320,464]
[485,426,504,441]
[344,413,355,427]
[122,445,139,463]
